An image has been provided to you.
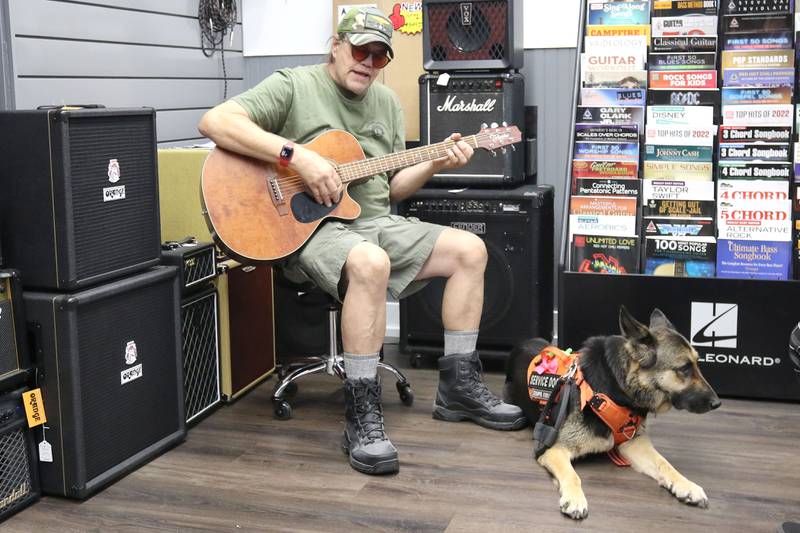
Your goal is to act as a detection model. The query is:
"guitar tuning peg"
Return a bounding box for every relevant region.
[501,147,507,154]
[490,122,498,128]
[490,150,497,157]
[481,122,488,129]
[510,145,516,151]
[501,121,508,127]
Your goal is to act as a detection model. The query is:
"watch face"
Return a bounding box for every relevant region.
[279,142,294,165]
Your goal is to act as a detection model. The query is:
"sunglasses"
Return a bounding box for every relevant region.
[348,41,391,69]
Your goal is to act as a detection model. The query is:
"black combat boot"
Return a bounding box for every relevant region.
[342,376,399,475]
[433,351,527,430]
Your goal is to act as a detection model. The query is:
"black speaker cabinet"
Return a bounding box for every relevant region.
[399,185,554,359]
[0,107,161,290]
[24,266,186,499]
[0,271,31,392]
[181,286,221,425]
[420,71,525,187]
[0,388,40,520]
[423,0,523,71]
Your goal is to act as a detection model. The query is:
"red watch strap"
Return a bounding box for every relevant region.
[278,141,295,167]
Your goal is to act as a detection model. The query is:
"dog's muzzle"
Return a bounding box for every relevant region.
[672,386,721,413]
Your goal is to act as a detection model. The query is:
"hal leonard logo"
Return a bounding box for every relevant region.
[690,302,738,348]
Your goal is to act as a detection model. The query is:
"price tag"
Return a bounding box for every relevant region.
[39,426,53,463]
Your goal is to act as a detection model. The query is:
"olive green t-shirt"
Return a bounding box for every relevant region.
[232,63,405,220]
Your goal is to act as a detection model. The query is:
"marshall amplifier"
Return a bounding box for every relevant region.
[161,239,217,296]
[399,185,554,359]
[420,71,525,186]
[423,0,523,71]
[24,266,186,499]
[0,107,161,290]
[0,388,40,521]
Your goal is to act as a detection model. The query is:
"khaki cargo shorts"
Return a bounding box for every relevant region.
[282,214,446,301]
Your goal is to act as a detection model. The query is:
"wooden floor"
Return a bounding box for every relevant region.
[6,345,800,532]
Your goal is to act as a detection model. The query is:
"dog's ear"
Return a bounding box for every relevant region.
[620,306,657,368]
[649,308,676,331]
[619,305,650,341]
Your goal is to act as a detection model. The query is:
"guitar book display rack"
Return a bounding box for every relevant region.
[558,0,800,401]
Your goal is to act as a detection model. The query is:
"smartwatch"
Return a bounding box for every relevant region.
[278,141,295,167]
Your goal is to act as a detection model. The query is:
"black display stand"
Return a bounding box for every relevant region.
[558,1,800,402]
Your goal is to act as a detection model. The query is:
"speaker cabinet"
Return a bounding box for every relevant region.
[0,388,40,520]
[0,107,161,290]
[215,261,276,401]
[181,286,221,425]
[24,266,186,499]
[399,185,554,358]
[0,271,30,391]
[420,71,525,187]
[423,0,523,71]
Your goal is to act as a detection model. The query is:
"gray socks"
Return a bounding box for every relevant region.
[343,352,380,380]
[443,329,479,357]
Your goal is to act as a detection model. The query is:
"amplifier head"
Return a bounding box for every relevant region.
[161,240,217,295]
[423,0,523,71]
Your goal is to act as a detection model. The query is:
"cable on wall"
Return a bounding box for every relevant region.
[198,0,238,100]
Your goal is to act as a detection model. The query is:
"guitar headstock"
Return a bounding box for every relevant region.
[474,123,522,152]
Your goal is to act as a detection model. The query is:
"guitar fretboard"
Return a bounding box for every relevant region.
[336,134,484,183]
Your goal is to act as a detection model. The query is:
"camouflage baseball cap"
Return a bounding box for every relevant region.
[337,6,394,59]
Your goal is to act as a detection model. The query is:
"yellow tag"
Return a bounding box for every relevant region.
[23,389,47,428]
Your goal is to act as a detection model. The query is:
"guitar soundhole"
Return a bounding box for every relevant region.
[291,192,342,223]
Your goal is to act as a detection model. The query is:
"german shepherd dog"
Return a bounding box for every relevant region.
[504,306,721,520]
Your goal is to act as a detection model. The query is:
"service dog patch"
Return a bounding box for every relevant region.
[527,346,577,404]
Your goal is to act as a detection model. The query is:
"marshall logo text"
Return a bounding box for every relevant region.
[436,95,497,113]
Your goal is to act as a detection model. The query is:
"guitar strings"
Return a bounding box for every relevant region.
[268,132,504,197]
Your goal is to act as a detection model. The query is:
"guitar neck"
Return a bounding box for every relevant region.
[336,134,480,183]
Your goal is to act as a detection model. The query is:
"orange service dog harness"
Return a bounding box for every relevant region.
[527,346,644,466]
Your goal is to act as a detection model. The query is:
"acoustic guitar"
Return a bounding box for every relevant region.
[201,125,521,263]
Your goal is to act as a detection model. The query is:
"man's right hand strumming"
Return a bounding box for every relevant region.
[292,146,343,208]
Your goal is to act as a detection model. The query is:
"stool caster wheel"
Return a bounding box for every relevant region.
[409,353,423,368]
[397,382,414,407]
[273,399,292,420]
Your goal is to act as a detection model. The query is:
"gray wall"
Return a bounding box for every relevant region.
[2,0,243,146]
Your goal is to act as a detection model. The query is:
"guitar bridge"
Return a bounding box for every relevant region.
[268,176,289,216]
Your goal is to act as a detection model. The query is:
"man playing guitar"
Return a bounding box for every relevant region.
[198,6,525,476]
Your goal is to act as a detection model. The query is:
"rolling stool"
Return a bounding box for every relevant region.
[271,275,414,420]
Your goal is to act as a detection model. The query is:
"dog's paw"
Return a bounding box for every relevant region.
[559,492,589,520]
[669,479,708,508]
